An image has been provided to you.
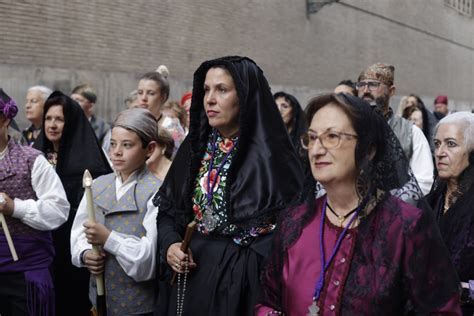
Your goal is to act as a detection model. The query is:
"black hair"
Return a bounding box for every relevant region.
[273,91,298,109]
[336,79,357,96]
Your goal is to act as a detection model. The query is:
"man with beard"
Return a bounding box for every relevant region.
[356,63,434,195]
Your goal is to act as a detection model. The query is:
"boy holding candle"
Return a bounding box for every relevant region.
[0,88,70,316]
[71,108,163,316]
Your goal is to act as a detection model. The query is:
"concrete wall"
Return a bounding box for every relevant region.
[0,0,472,128]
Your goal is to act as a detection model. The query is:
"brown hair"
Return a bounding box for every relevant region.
[156,127,174,160]
[162,100,188,129]
[305,94,358,129]
[71,84,97,103]
[402,105,420,120]
[305,93,383,171]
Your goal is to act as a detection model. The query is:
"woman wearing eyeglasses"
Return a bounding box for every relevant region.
[256,93,461,315]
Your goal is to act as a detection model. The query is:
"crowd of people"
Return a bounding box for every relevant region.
[0,56,473,316]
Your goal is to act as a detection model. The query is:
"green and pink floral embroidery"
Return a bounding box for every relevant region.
[192,133,237,233]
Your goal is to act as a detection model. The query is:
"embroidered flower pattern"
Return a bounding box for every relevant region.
[199,169,220,194]
[192,131,275,245]
[193,132,237,234]
[193,204,203,221]
[219,138,235,153]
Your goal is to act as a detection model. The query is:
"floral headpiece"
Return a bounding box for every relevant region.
[0,89,18,119]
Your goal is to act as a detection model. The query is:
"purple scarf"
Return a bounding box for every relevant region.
[0,233,55,316]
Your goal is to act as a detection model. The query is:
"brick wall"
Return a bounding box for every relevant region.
[0,0,472,128]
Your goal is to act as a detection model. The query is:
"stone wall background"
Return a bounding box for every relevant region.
[0,0,472,127]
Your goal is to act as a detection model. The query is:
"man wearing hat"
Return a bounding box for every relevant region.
[0,88,69,316]
[433,95,449,119]
[356,63,434,195]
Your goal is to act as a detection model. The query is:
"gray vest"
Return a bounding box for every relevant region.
[388,114,413,160]
[89,169,161,316]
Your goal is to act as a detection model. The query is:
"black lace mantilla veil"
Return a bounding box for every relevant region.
[154,56,303,235]
[313,94,424,206]
[259,94,458,314]
[428,154,474,284]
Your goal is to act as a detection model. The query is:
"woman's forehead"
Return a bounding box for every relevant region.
[310,103,353,131]
[46,104,64,115]
[436,123,464,140]
[138,79,160,90]
[204,67,233,84]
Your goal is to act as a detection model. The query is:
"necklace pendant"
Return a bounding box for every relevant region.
[338,216,345,227]
[202,206,217,232]
[307,301,319,316]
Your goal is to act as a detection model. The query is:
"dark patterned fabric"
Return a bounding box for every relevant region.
[0,139,42,237]
[155,56,303,234]
[190,132,274,245]
[258,94,460,315]
[192,132,238,234]
[426,161,474,315]
[0,139,55,316]
[155,56,303,316]
[259,196,461,315]
[387,110,413,162]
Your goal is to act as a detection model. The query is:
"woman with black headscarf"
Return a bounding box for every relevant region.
[274,91,307,152]
[34,91,112,316]
[257,93,461,315]
[154,56,303,315]
[402,94,439,154]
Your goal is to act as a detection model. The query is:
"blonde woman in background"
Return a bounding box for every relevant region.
[137,66,186,155]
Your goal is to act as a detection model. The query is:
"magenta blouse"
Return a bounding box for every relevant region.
[256,195,462,315]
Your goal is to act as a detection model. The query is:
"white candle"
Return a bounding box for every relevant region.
[83,169,105,296]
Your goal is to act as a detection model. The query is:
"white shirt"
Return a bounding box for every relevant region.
[70,170,158,282]
[0,146,70,230]
[410,125,434,195]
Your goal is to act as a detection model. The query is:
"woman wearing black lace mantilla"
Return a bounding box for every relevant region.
[154,56,303,315]
[257,93,461,315]
[427,112,474,315]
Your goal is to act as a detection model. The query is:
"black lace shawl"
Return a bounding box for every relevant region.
[154,56,304,251]
[426,159,474,283]
[34,91,112,208]
[258,95,458,314]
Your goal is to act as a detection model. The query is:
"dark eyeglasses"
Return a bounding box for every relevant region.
[301,130,357,149]
[355,81,382,91]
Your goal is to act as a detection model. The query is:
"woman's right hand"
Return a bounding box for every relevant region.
[167,242,197,273]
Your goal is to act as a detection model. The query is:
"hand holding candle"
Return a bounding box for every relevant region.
[83,170,106,315]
